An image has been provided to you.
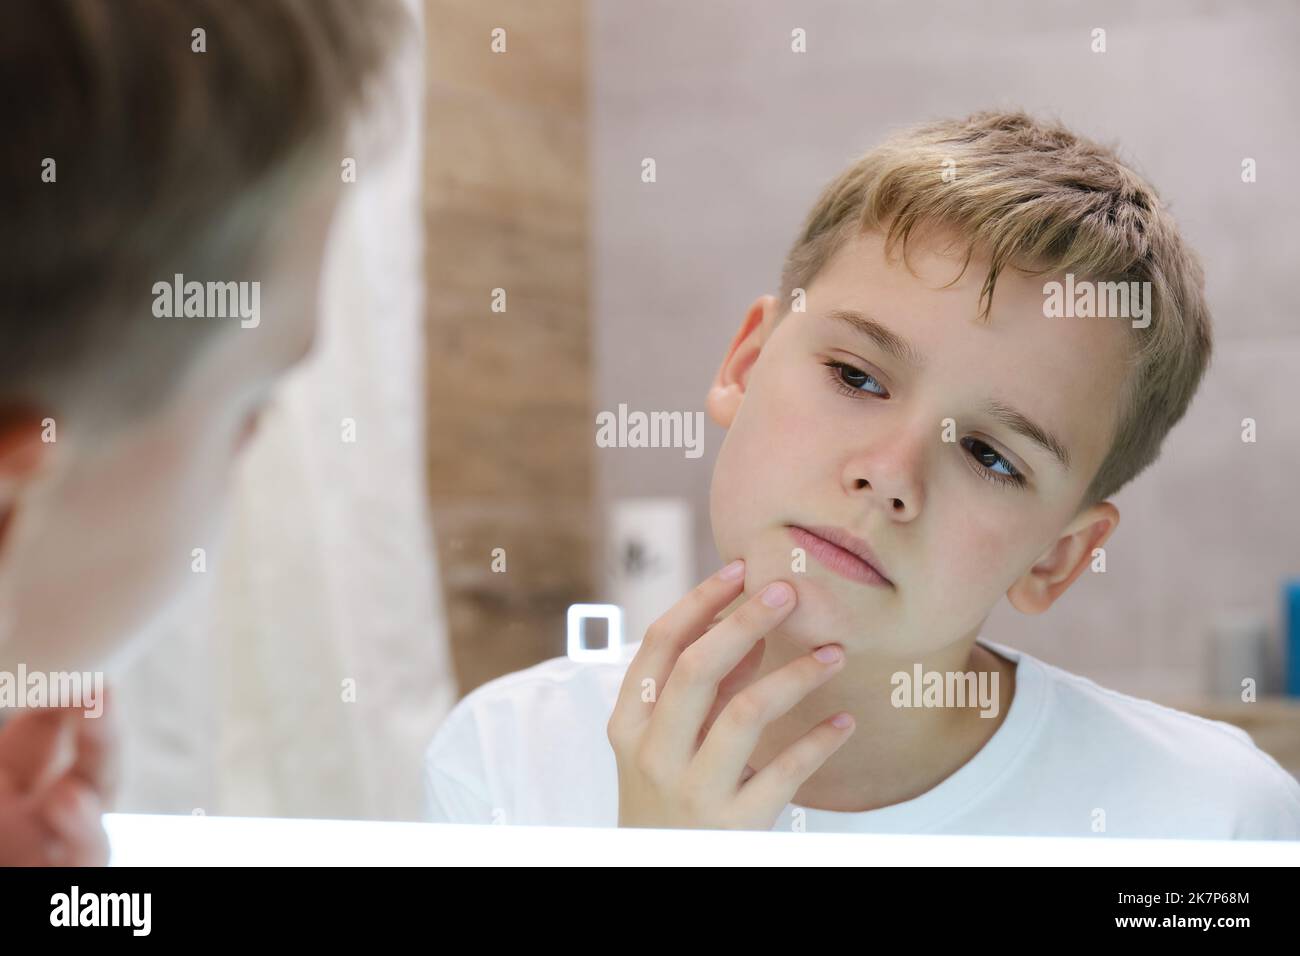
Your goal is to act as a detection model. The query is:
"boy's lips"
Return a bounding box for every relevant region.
[786,524,894,588]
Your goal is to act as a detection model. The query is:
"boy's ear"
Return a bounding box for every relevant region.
[1006,501,1120,615]
[0,410,54,555]
[706,294,779,428]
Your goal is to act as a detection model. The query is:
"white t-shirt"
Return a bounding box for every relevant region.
[423,637,1300,839]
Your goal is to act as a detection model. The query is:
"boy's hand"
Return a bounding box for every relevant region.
[607,561,854,830]
[0,691,118,866]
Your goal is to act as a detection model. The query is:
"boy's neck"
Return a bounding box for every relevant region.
[747,625,1017,814]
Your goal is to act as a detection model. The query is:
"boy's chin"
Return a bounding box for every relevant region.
[765,588,891,654]
[734,540,895,647]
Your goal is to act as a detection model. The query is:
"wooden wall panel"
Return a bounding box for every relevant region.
[423,0,594,693]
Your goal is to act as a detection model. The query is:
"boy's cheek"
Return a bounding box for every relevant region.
[45,416,236,660]
[931,505,1036,604]
[707,467,751,566]
[709,411,770,517]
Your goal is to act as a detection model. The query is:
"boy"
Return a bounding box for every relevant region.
[0,0,401,864]
[425,111,1300,837]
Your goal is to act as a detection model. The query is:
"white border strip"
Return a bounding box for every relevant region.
[104,813,1300,866]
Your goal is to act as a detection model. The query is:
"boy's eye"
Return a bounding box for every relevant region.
[961,437,1026,488]
[824,360,887,397]
[823,359,1027,490]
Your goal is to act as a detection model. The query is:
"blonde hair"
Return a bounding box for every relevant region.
[778,110,1213,510]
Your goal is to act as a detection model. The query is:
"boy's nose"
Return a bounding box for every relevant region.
[850,476,918,520]
[844,453,923,521]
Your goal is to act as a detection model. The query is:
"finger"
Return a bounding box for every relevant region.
[734,712,856,822]
[695,636,766,748]
[39,775,110,866]
[610,560,747,736]
[694,592,762,744]
[0,708,77,796]
[0,802,60,866]
[695,645,845,786]
[69,686,120,805]
[646,580,797,766]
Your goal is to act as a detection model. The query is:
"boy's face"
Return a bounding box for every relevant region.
[0,167,342,674]
[707,228,1129,658]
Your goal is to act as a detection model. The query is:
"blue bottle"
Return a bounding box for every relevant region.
[1287,579,1300,697]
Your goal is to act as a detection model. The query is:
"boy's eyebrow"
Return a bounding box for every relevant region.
[825,308,925,369]
[982,400,1072,472]
[823,308,1071,472]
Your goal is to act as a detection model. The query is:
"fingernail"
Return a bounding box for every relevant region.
[813,645,842,664]
[832,712,854,730]
[761,582,792,607]
[718,559,745,581]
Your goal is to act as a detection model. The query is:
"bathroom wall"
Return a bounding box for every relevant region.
[589,0,1300,698]
[424,0,598,692]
